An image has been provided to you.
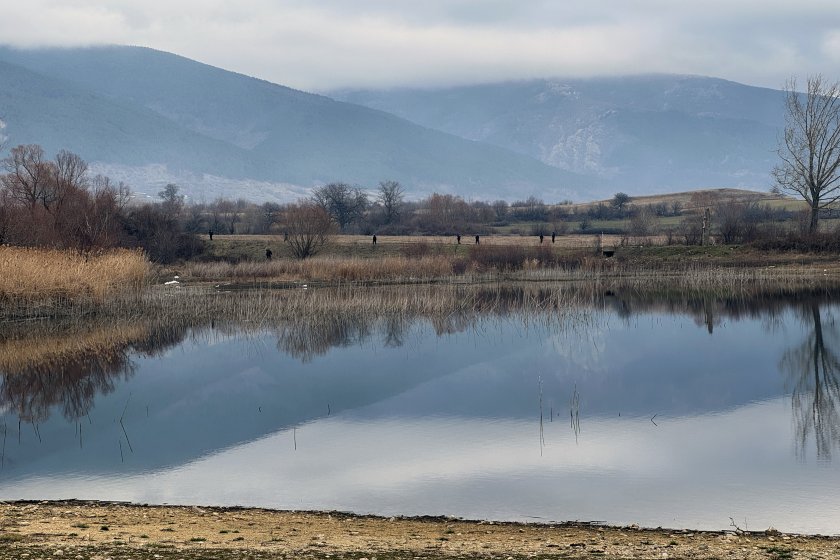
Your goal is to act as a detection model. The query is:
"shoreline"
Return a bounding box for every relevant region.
[1,500,838,559]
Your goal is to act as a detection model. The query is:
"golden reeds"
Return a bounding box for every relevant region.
[0,246,149,305]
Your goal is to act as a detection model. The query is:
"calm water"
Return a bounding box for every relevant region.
[2,290,840,534]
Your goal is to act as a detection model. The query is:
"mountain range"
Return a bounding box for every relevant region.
[0,46,586,202]
[334,75,785,192]
[0,45,786,202]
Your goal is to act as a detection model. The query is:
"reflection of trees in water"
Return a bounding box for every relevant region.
[383,315,409,348]
[0,324,191,423]
[606,289,840,460]
[781,303,840,461]
[604,288,840,335]
[273,286,565,361]
[1,351,135,423]
[275,317,374,362]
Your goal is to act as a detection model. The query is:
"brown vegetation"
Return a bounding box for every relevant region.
[0,246,149,307]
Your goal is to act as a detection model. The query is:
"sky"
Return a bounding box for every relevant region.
[1,0,839,92]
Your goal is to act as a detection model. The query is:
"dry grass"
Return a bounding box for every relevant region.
[0,247,150,305]
[184,254,460,283]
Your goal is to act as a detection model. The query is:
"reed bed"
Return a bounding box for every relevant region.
[0,246,149,306]
[3,242,840,323]
[184,255,461,283]
[185,245,840,291]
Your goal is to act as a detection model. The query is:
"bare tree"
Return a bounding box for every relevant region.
[1,144,53,211]
[284,201,333,258]
[628,206,655,237]
[158,183,184,218]
[77,175,131,250]
[492,199,509,221]
[377,180,404,224]
[773,75,840,233]
[312,182,368,231]
[45,150,88,232]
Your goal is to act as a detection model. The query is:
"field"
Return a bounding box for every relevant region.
[575,187,802,212]
[201,233,625,261]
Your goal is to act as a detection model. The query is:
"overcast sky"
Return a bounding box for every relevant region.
[1,0,839,91]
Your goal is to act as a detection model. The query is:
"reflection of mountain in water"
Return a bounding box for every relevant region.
[2,285,840,475]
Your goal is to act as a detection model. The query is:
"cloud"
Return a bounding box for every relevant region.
[0,1,838,90]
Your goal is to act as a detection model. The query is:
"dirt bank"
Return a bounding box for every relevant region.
[0,501,837,559]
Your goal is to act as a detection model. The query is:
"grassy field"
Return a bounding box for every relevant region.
[201,233,625,262]
[575,187,801,212]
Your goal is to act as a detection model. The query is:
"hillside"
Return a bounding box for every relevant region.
[0,46,588,201]
[333,75,786,192]
[0,59,257,178]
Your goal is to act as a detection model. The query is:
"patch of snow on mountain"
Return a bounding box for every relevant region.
[89,162,312,203]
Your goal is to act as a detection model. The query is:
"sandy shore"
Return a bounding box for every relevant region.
[0,501,837,559]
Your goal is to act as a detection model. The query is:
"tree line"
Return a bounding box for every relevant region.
[0,143,833,262]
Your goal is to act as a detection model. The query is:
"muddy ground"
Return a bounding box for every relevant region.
[0,501,837,559]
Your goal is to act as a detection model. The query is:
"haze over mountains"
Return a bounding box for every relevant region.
[335,76,785,193]
[0,46,586,202]
[0,45,785,202]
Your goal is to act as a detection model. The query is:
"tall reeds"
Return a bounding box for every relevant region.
[0,247,149,307]
[183,255,460,283]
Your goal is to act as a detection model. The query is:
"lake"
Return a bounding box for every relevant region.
[1,287,839,534]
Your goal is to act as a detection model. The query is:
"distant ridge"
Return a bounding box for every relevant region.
[0,46,589,202]
[333,75,786,193]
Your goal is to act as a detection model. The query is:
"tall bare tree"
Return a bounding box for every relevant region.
[773,75,840,233]
[312,182,367,231]
[1,144,52,211]
[377,180,404,224]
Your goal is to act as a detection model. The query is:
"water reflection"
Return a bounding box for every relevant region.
[782,303,840,461]
[0,322,191,423]
[2,285,840,531]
